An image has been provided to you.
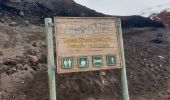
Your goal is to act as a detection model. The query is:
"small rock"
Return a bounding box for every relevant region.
[157,56,165,60]
[9,22,17,27]
[29,55,38,63]
[23,66,28,70]
[100,71,106,76]
[3,58,16,65]
[16,64,22,69]
[41,42,46,47]
[11,67,17,72]
[26,48,37,55]
[150,38,163,44]
[150,64,154,67]
[19,64,28,71]
[37,63,42,69]
[0,51,3,56]
[0,18,4,23]
[37,63,47,70]
[167,88,170,93]
[25,21,29,26]
[32,42,37,47]
[130,72,134,77]
[21,80,25,84]
[19,11,24,17]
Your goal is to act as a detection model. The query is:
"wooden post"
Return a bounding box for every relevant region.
[117,18,130,100]
[45,18,57,100]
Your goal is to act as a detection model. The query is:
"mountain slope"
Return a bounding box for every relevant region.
[150,10,170,26]
[140,4,170,26]
[120,15,164,28]
[0,0,165,28]
[157,11,170,26]
[0,0,106,24]
[140,4,170,17]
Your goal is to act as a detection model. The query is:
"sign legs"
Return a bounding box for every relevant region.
[45,18,57,100]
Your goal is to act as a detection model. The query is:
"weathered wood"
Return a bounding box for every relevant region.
[116,19,129,100]
[54,17,123,73]
[45,18,57,100]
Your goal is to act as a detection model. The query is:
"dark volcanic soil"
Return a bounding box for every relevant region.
[0,23,170,100]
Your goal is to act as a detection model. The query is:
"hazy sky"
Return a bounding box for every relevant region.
[73,0,170,16]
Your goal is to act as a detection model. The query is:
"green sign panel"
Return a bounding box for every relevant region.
[61,57,73,69]
[78,56,89,68]
[92,55,103,67]
[106,55,116,66]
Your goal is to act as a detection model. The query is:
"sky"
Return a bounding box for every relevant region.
[73,0,170,16]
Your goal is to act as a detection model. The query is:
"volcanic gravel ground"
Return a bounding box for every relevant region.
[0,24,170,100]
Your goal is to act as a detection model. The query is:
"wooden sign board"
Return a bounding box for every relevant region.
[54,17,123,73]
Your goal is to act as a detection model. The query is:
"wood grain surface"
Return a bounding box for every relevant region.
[54,17,122,73]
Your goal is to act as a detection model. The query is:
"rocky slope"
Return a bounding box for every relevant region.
[0,22,170,100]
[0,0,165,28]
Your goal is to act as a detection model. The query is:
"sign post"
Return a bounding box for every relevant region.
[116,19,129,100]
[45,18,57,100]
[45,17,129,100]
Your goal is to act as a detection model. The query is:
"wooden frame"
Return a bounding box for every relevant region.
[54,17,122,73]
